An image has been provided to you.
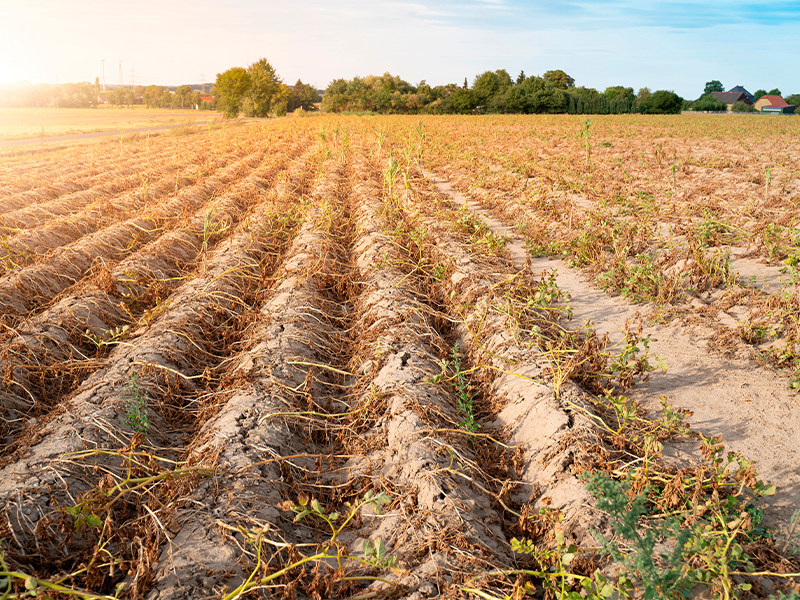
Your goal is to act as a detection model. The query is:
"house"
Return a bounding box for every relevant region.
[753,94,797,114]
[727,85,755,103]
[710,91,752,108]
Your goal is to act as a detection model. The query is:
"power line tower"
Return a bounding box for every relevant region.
[101,59,106,90]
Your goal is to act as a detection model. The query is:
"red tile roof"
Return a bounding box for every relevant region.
[759,94,792,107]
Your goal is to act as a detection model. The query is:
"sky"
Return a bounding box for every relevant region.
[0,0,798,98]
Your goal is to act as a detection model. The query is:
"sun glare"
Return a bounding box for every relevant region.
[0,63,17,85]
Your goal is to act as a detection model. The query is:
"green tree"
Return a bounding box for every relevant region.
[246,58,282,117]
[287,79,320,111]
[603,86,635,113]
[703,80,724,95]
[516,70,525,85]
[543,69,575,90]
[504,76,566,113]
[111,88,126,106]
[785,94,800,105]
[472,69,512,111]
[565,86,608,114]
[322,78,349,112]
[57,82,98,108]
[143,85,165,108]
[641,90,683,114]
[215,67,251,118]
[447,87,477,113]
[174,84,194,109]
[692,94,727,111]
[768,87,782,96]
[159,88,172,108]
[753,89,767,100]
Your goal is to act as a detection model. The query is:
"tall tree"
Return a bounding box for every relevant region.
[703,80,724,95]
[215,67,251,118]
[768,88,782,96]
[246,58,282,117]
[504,76,566,113]
[288,79,320,111]
[543,69,575,90]
[603,86,635,113]
[640,90,683,114]
[753,89,767,100]
[472,70,512,108]
[174,85,194,109]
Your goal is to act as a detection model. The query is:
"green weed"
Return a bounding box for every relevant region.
[432,343,480,433]
[124,373,150,436]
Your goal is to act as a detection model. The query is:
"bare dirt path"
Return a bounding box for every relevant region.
[0,118,253,148]
[0,124,188,147]
[425,169,800,529]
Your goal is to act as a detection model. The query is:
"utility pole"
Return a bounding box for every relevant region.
[101,59,106,90]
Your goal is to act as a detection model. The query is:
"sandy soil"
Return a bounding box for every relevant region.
[426,170,800,529]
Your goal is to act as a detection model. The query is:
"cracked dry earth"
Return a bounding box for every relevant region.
[0,115,798,599]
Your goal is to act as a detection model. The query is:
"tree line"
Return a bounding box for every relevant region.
[0,80,215,110]
[5,59,797,118]
[320,69,683,115]
[212,62,683,117]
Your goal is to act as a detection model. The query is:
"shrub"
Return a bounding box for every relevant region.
[692,94,727,112]
[732,101,756,113]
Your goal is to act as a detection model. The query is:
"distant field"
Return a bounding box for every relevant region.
[0,106,221,139]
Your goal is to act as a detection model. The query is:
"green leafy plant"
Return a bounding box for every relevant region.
[124,373,150,436]
[0,540,120,600]
[587,473,696,600]
[384,158,401,200]
[433,343,480,432]
[363,538,397,569]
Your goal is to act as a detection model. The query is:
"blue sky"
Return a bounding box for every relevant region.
[0,0,798,98]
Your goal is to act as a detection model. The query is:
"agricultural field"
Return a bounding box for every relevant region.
[0,107,221,141]
[0,114,799,599]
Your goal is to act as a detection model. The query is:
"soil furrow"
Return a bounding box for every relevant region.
[0,133,298,275]
[0,148,273,321]
[0,164,196,275]
[143,166,349,599]
[0,121,275,213]
[410,189,603,546]
[0,154,316,588]
[334,159,514,594]
[0,145,188,222]
[0,145,310,451]
[420,166,800,530]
